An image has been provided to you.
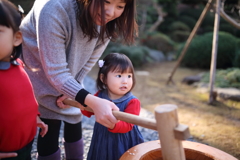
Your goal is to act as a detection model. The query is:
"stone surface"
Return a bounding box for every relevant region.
[148,49,166,62]
[182,75,202,85]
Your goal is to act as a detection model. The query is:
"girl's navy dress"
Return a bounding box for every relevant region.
[87,90,144,160]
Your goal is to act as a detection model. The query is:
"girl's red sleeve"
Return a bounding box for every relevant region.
[80,91,100,117]
[108,98,141,133]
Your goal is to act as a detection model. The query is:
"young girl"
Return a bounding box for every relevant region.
[81,53,144,160]
[20,0,138,159]
[0,0,48,159]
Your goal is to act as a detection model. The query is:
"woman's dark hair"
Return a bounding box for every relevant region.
[0,0,22,61]
[76,0,138,45]
[96,53,136,92]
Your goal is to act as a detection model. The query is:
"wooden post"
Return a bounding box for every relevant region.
[166,0,212,85]
[155,104,186,160]
[209,0,221,104]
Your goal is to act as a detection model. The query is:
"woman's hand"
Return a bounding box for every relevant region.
[0,152,17,158]
[57,95,71,109]
[85,94,119,129]
[37,116,48,137]
[57,95,86,110]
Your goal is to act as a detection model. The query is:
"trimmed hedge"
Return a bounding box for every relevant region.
[140,32,175,55]
[170,30,190,42]
[103,43,153,68]
[178,15,197,30]
[169,21,191,32]
[178,31,238,69]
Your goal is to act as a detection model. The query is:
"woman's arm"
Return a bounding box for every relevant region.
[35,1,83,99]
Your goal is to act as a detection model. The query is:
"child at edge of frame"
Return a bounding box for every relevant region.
[0,0,48,159]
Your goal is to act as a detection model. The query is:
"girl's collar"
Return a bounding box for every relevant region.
[101,90,133,103]
[0,60,20,70]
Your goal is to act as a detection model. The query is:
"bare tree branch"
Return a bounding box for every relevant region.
[147,1,167,32]
[139,8,147,33]
[220,0,240,29]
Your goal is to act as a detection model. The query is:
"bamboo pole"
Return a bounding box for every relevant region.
[166,0,213,85]
[209,0,220,104]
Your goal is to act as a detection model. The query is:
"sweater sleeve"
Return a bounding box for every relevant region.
[108,99,141,133]
[35,1,82,100]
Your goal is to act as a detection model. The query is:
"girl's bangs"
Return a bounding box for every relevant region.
[112,64,133,74]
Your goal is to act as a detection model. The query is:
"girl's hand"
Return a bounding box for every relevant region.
[85,95,119,128]
[37,116,48,137]
[57,95,71,109]
[0,152,17,158]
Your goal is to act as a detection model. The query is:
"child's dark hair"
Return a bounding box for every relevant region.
[0,0,22,61]
[96,53,136,92]
[76,0,138,45]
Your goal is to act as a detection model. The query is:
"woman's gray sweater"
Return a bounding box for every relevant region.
[20,0,110,123]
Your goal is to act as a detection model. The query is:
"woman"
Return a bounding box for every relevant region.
[20,0,138,159]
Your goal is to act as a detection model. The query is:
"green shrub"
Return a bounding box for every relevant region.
[201,13,214,28]
[178,7,222,33]
[140,32,175,55]
[201,68,240,88]
[169,21,191,32]
[220,17,232,25]
[170,30,190,42]
[103,43,153,68]
[219,24,236,35]
[201,14,235,34]
[179,8,203,21]
[203,25,213,33]
[235,30,240,38]
[233,39,240,68]
[178,32,238,69]
[157,17,176,33]
[178,15,197,30]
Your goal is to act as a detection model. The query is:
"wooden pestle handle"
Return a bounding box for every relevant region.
[63,98,157,131]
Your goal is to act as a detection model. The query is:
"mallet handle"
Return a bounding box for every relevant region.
[63,98,157,130]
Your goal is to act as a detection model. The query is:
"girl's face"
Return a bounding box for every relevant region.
[91,0,126,26]
[0,25,22,62]
[103,69,133,100]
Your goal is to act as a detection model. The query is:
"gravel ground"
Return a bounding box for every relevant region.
[31,76,193,160]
